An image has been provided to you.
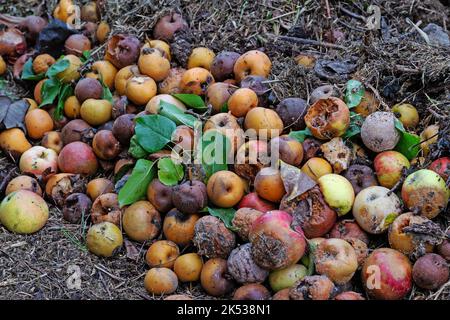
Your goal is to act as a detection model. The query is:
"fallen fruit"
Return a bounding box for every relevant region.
[32,54,55,74]
[207,171,245,207]
[401,169,449,219]
[275,97,308,131]
[318,174,354,216]
[19,146,58,176]
[361,248,412,300]
[92,130,121,160]
[173,253,203,282]
[361,111,400,152]
[91,193,122,225]
[86,221,123,257]
[392,103,419,128]
[249,210,306,270]
[200,258,235,297]
[289,275,334,300]
[0,190,48,234]
[153,12,188,41]
[163,209,200,246]
[147,179,174,213]
[268,264,307,292]
[228,88,258,118]
[244,107,284,139]
[80,99,112,126]
[24,109,54,140]
[412,253,449,290]
[231,208,263,241]
[62,193,92,224]
[233,283,270,300]
[74,78,103,103]
[86,178,115,201]
[122,200,161,242]
[301,157,332,181]
[429,157,450,181]
[237,192,276,213]
[65,34,91,56]
[374,151,410,189]
[172,180,208,214]
[210,51,240,81]
[145,240,179,269]
[5,175,42,196]
[419,124,439,156]
[58,142,99,176]
[315,238,358,284]
[144,267,178,295]
[188,47,215,70]
[193,215,236,259]
[343,164,378,194]
[41,131,63,154]
[353,186,402,234]
[227,243,269,284]
[138,47,170,81]
[179,67,215,95]
[233,50,271,82]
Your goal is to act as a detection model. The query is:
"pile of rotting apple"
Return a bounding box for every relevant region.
[0,0,449,300]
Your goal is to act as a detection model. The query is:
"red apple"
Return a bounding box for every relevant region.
[19,146,58,176]
[429,157,449,181]
[249,210,306,270]
[374,151,410,188]
[361,248,412,300]
[237,192,276,213]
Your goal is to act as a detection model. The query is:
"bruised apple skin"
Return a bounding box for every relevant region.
[19,146,58,177]
[344,164,378,194]
[163,209,200,246]
[0,190,48,234]
[233,50,271,82]
[249,210,306,270]
[231,208,263,241]
[233,284,270,300]
[361,248,412,300]
[401,169,449,219]
[374,151,410,189]
[58,142,99,176]
[353,186,402,234]
[429,157,449,181]
[147,179,173,213]
[227,243,269,284]
[412,253,449,290]
[5,175,42,196]
[314,238,358,284]
[304,97,350,140]
[200,258,235,297]
[289,275,334,300]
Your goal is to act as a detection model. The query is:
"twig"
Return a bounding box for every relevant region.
[324,0,331,19]
[339,6,365,21]
[277,35,346,50]
[406,18,430,44]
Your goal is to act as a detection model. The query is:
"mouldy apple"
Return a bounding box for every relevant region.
[401,169,449,219]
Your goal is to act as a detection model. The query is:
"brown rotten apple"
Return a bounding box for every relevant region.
[227,243,269,284]
[200,258,235,297]
[249,210,306,270]
[91,193,122,226]
[305,97,350,140]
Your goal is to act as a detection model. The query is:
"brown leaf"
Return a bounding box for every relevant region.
[280,160,316,202]
[124,239,140,261]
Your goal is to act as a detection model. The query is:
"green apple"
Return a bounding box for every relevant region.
[269,264,307,292]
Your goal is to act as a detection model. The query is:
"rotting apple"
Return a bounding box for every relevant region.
[233,50,271,82]
[275,97,308,131]
[207,171,245,208]
[204,113,244,152]
[270,135,303,166]
[329,219,369,244]
[105,34,141,69]
[172,180,208,214]
[361,248,412,300]
[210,51,240,81]
[158,67,186,94]
[5,175,42,196]
[193,215,236,259]
[163,209,200,246]
[92,130,121,160]
[268,264,307,292]
[74,78,103,103]
[179,67,215,95]
[234,140,269,182]
[304,97,350,140]
[56,54,82,83]
[254,167,286,203]
[65,34,91,57]
[360,112,400,152]
[231,208,263,241]
[86,60,118,89]
[86,178,114,201]
[310,85,338,104]
[419,124,439,156]
[187,47,215,70]
[227,243,269,284]
[437,231,450,261]
[314,238,358,284]
[233,284,270,300]
[429,157,449,181]
[289,275,335,300]
[413,253,449,290]
[147,179,174,213]
[249,210,306,270]
[145,240,179,269]
[86,221,123,257]
[334,291,365,300]
[353,186,402,234]
[91,193,122,225]
[0,190,48,234]
[388,212,434,255]
[401,169,449,219]
[374,151,410,189]
[200,258,235,297]
[153,12,188,41]
[244,107,284,139]
[205,82,236,114]
[138,47,170,82]
[353,90,379,117]
[122,200,161,241]
[62,193,92,224]
[41,131,63,154]
[318,174,354,216]
[61,119,95,145]
[228,88,258,118]
[392,103,419,129]
[80,99,112,126]
[19,146,58,176]
[343,164,378,194]
[45,173,85,207]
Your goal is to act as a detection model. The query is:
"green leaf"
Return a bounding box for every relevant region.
[100,79,114,104]
[395,131,420,160]
[394,118,406,132]
[135,115,176,153]
[345,80,365,109]
[197,130,231,179]
[21,58,45,81]
[39,78,62,107]
[81,50,91,62]
[288,127,312,143]
[159,100,197,128]
[172,94,207,110]
[342,112,364,139]
[129,135,150,159]
[221,102,228,113]
[54,83,73,120]
[208,207,237,230]
[45,58,70,78]
[157,157,184,186]
[118,159,156,207]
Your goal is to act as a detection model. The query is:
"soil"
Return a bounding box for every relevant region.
[0,0,449,300]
